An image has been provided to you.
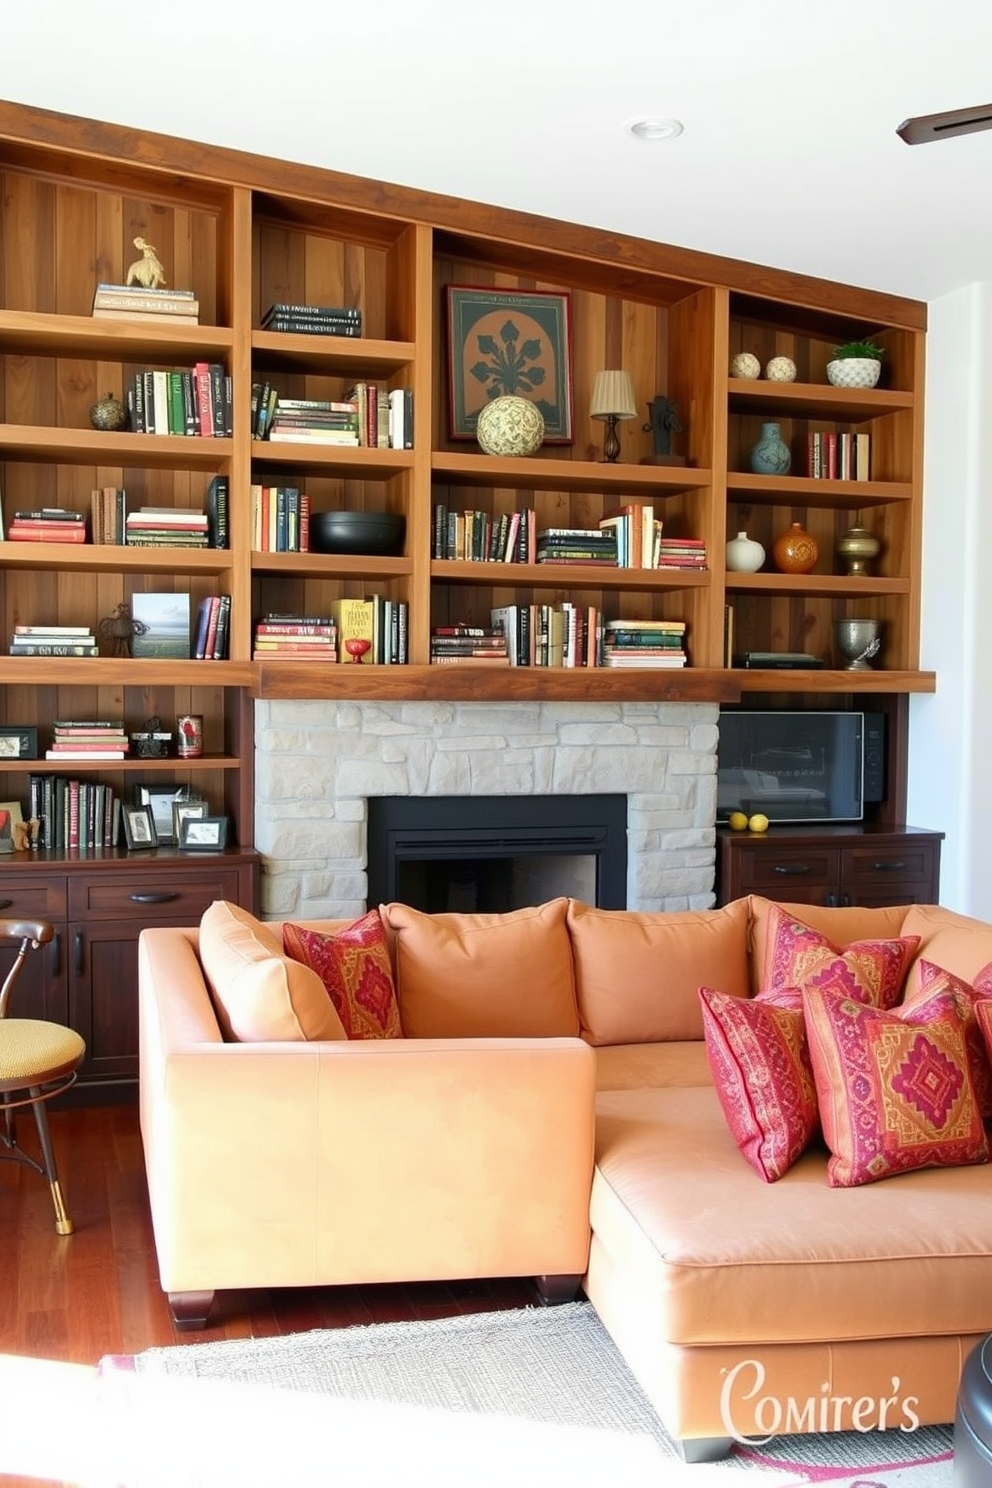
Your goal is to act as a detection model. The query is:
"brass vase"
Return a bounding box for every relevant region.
[836,523,881,577]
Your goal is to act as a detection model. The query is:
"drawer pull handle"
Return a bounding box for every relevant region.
[0,899,11,911]
[130,892,180,904]
[73,930,84,979]
[871,860,906,872]
[773,864,811,875]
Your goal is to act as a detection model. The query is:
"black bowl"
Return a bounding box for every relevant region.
[310,510,406,556]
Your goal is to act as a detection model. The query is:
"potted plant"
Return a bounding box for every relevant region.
[826,339,884,389]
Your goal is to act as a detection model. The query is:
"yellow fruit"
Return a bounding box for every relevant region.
[727,811,749,831]
[748,813,770,834]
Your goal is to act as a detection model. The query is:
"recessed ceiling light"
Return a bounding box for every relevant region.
[625,117,684,142]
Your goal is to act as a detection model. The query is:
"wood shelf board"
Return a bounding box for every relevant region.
[250,443,415,478]
[727,378,913,420]
[0,425,234,472]
[0,308,234,362]
[733,669,936,695]
[251,330,415,374]
[251,551,413,579]
[0,542,235,575]
[727,474,911,510]
[729,294,926,338]
[252,194,415,252]
[0,755,243,773]
[725,573,909,597]
[253,663,740,703]
[432,451,711,495]
[0,659,253,686]
[431,560,710,591]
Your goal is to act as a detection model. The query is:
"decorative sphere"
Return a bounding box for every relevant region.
[730,352,761,381]
[89,391,127,431]
[765,356,797,383]
[476,395,545,457]
[748,814,770,834]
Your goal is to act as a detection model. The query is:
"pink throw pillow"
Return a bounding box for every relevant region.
[759,903,919,1010]
[904,960,992,1121]
[283,910,403,1040]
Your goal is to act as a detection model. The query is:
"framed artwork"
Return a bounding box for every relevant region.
[0,726,38,760]
[123,804,157,851]
[446,286,573,443]
[0,800,22,854]
[135,784,198,844]
[172,798,208,842]
[179,815,228,852]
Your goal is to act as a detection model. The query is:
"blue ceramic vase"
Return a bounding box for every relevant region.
[749,421,791,475]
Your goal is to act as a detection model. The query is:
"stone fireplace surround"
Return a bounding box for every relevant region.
[254,699,720,920]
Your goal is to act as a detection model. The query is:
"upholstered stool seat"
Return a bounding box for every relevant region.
[0,920,85,1235]
[955,1335,992,1486]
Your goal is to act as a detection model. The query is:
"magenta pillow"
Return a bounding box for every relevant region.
[759,903,919,1010]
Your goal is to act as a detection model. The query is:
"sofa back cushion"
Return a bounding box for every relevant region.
[900,904,992,1000]
[199,900,347,1042]
[568,898,750,1045]
[382,898,578,1038]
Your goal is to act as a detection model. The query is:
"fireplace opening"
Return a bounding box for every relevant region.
[367,795,627,912]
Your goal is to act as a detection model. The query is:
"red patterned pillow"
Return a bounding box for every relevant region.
[283,911,403,1040]
[760,904,919,1010]
[699,987,818,1182]
[904,961,992,1121]
[803,984,988,1187]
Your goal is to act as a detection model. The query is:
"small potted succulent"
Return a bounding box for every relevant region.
[826,339,884,389]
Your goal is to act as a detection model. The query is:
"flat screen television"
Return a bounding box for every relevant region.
[717,711,872,824]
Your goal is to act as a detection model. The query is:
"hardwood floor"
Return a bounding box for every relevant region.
[0,1101,543,1369]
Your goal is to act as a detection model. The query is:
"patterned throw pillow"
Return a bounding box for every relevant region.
[699,986,818,1182]
[759,903,919,1010]
[904,960,992,1121]
[803,984,988,1187]
[283,910,403,1040]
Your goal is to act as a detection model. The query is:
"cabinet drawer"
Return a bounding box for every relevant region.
[841,844,936,890]
[732,846,842,895]
[0,874,68,921]
[69,869,244,921]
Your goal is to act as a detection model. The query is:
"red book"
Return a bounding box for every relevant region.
[193,361,214,437]
[202,595,221,659]
[8,523,87,543]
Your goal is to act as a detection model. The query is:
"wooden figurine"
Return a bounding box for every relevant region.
[98,601,148,658]
[125,237,167,290]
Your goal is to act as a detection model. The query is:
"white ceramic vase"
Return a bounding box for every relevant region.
[825,358,881,389]
[725,530,765,573]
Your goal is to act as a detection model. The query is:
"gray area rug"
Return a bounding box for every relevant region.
[99,1302,954,1488]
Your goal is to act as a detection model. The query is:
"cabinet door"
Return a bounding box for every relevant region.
[0,877,69,1022]
[69,917,140,1085]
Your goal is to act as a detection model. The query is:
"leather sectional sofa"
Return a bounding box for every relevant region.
[137,894,992,1458]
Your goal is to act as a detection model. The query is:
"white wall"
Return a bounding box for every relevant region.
[909,283,992,915]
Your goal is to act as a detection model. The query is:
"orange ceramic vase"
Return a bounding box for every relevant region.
[772,521,818,574]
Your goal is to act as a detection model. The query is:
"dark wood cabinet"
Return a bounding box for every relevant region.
[715,824,942,909]
[0,849,259,1099]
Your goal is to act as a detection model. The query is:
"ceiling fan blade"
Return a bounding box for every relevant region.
[897,103,992,145]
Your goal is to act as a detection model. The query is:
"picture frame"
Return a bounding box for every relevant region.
[135,784,203,844]
[445,286,573,444]
[179,815,228,852]
[172,798,209,842]
[0,800,23,854]
[122,804,157,851]
[0,726,38,760]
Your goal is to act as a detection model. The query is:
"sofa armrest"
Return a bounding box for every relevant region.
[138,928,596,1293]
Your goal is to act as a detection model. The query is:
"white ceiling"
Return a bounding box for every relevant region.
[3,0,990,307]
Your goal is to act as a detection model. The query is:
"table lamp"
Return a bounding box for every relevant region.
[590,370,637,462]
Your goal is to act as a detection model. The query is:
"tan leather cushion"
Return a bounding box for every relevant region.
[382,898,578,1038]
[901,904,992,999]
[568,898,751,1045]
[199,900,347,1042]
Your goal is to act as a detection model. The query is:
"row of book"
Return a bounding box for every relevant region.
[193,595,232,660]
[433,507,536,563]
[806,431,872,481]
[92,283,199,325]
[45,720,129,760]
[27,773,123,852]
[485,609,688,668]
[250,386,413,449]
[8,623,98,658]
[127,364,232,437]
[261,303,362,338]
[431,505,707,570]
[253,598,409,665]
[250,486,311,552]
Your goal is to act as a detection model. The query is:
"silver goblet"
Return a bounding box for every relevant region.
[835,618,881,670]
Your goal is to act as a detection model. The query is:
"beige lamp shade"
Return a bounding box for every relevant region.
[590,370,637,421]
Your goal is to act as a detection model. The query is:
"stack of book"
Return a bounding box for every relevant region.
[89,487,126,545]
[28,772,122,851]
[429,625,510,667]
[8,508,87,544]
[536,527,617,566]
[267,398,360,447]
[252,615,338,661]
[46,719,129,760]
[601,619,688,668]
[261,303,362,337]
[125,508,210,547]
[193,595,232,660]
[656,536,707,570]
[250,486,310,552]
[598,503,661,568]
[91,283,199,324]
[9,624,98,658]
